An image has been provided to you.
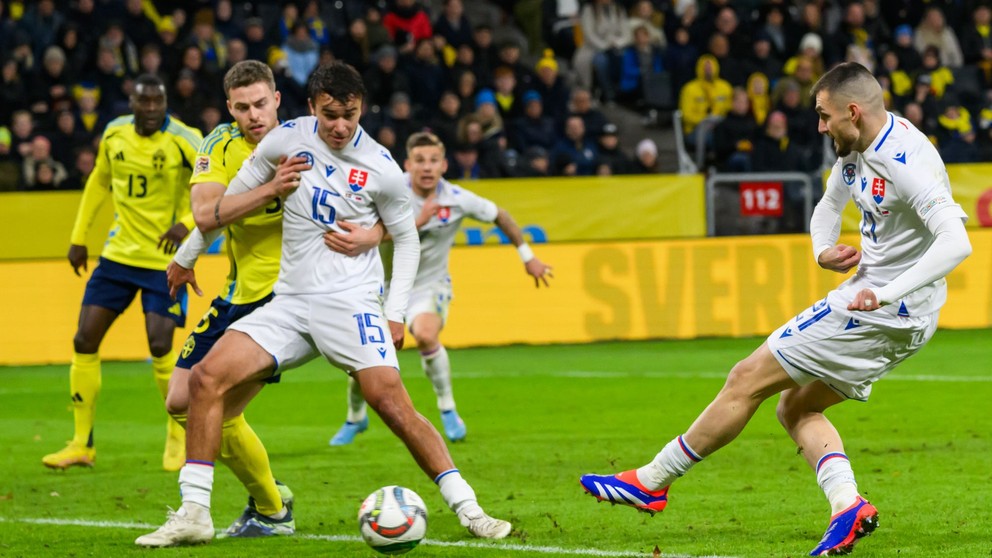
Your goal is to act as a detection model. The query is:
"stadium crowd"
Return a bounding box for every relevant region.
[2,0,991,192]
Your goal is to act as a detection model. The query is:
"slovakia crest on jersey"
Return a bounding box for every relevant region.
[437,206,451,223]
[871,177,885,203]
[348,168,369,192]
[842,163,856,185]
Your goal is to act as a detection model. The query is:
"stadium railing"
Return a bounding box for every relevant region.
[705,171,816,236]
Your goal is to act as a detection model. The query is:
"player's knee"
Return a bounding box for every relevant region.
[165,384,190,415]
[188,363,222,400]
[414,333,440,352]
[72,330,100,354]
[775,397,798,429]
[148,339,173,358]
[724,358,763,399]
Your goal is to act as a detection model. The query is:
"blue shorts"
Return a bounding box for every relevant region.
[177,293,278,382]
[82,257,187,326]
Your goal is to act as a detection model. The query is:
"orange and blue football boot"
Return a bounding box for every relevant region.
[579,470,669,515]
[809,497,878,556]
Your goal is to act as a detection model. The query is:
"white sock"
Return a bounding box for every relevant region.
[816,452,859,515]
[179,461,215,509]
[435,469,477,516]
[268,507,288,520]
[346,376,367,423]
[636,435,702,491]
[422,345,455,411]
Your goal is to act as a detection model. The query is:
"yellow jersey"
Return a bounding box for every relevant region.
[70,115,202,270]
[190,122,283,304]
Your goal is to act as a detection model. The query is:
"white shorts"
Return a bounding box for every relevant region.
[767,288,939,401]
[229,284,399,377]
[406,278,453,325]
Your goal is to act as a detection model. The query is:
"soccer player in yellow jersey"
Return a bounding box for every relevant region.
[157,61,380,539]
[43,74,203,470]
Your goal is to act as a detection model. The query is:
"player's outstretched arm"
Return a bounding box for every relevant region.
[493,208,553,288]
[323,220,386,256]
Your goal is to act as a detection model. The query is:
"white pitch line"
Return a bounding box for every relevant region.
[450,370,992,383]
[0,516,740,558]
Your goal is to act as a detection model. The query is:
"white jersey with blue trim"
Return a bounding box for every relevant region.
[237,118,414,299]
[824,112,968,315]
[408,174,498,288]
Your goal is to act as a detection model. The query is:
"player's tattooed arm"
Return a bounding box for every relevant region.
[194,155,311,233]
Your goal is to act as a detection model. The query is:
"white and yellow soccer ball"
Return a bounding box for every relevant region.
[358,485,428,555]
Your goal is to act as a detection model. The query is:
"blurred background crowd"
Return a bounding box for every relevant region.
[2,0,991,193]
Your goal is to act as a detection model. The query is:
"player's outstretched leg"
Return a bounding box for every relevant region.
[808,497,878,556]
[329,376,369,445]
[579,470,670,515]
[581,433,702,515]
[356,366,511,539]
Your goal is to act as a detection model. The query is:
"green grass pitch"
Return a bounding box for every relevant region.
[1,330,989,557]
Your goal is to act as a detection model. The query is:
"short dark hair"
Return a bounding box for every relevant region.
[810,61,873,100]
[223,60,275,96]
[307,61,366,104]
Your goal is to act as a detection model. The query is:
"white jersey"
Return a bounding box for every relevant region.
[236,119,416,318]
[820,112,968,316]
[409,175,498,289]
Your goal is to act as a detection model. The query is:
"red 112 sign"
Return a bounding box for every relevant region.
[739,181,783,217]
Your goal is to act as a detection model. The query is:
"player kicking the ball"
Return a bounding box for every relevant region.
[580,62,972,556]
[136,62,510,547]
[328,131,552,446]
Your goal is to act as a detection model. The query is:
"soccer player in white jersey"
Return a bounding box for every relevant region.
[136,62,511,546]
[328,131,553,446]
[581,62,972,556]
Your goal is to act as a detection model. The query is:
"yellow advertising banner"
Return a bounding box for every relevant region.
[0,174,705,261]
[446,174,705,245]
[3,231,989,365]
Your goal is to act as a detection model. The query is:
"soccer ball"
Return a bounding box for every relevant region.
[358,485,428,555]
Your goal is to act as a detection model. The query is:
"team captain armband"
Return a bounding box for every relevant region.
[918,195,950,219]
[517,243,535,263]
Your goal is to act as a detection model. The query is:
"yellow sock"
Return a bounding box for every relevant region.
[151,351,185,447]
[220,415,283,516]
[150,351,177,400]
[70,352,101,448]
